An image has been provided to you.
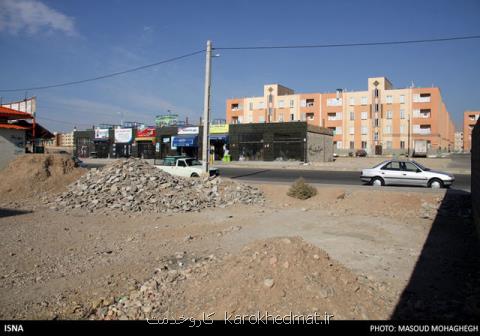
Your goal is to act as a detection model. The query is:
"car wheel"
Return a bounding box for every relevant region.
[371,177,384,187]
[428,178,443,189]
[191,173,199,178]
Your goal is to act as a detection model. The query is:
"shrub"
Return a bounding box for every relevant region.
[287,178,317,200]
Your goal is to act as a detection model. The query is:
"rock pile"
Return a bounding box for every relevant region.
[49,158,264,213]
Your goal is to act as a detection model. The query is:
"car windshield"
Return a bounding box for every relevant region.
[412,161,430,171]
[185,159,201,166]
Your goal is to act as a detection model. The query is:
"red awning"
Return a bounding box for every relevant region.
[0,106,34,120]
[0,123,30,130]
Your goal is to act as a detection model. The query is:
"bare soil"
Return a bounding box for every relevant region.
[0,160,478,320]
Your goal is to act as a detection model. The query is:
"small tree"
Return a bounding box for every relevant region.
[287,177,317,200]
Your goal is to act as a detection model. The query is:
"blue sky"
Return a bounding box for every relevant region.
[0,0,479,132]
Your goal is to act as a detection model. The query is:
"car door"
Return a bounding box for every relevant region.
[400,162,428,186]
[380,161,403,185]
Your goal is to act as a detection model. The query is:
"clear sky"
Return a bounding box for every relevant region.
[0,0,479,132]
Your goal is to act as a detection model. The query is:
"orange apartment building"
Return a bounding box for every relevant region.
[463,110,480,152]
[226,77,456,155]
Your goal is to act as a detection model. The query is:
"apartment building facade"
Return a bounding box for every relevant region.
[463,111,480,152]
[454,131,464,152]
[226,77,456,155]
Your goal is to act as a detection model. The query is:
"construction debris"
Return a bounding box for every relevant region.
[49,158,264,213]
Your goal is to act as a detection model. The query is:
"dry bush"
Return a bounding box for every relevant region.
[287,177,317,200]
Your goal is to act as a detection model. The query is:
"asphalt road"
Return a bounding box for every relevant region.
[83,162,471,192]
[218,167,471,192]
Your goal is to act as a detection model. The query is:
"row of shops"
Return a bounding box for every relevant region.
[74,124,229,160]
[74,122,334,162]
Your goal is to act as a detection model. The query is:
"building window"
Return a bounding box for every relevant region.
[290,113,295,121]
[249,102,253,110]
[361,112,368,120]
[327,98,342,106]
[349,127,355,135]
[306,99,315,107]
[400,95,405,104]
[384,126,391,134]
[361,126,368,135]
[374,119,379,127]
[386,110,393,119]
[337,141,343,149]
[386,141,392,149]
[336,127,342,135]
[349,141,354,149]
[400,141,405,149]
[290,100,294,108]
[278,100,285,108]
[259,116,265,123]
[231,117,239,124]
[374,132,379,141]
[350,112,355,121]
[306,112,314,121]
[257,101,265,109]
[400,125,405,134]
[400,109,405,119]
[361,141,367,149]
[349,97,355,106]
[386,96,393,104]
[361,96,368,105]
[278,113,284,122]
[231,103,240,111]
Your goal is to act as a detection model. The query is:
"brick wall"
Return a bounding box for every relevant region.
[472,118,480,237]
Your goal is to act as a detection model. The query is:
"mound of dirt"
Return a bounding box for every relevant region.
[0,154,86,204]
[93,237,391,320]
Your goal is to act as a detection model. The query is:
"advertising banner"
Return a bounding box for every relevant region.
[210,124,229,134]
[178,126,199,135]
[136,127,156,138]
[114,128,133,143]
[94,128,109,140]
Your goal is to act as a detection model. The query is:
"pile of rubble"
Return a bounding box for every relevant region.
[48,158,264,213]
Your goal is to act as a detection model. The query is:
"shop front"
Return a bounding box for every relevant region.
[172,126,199,158]
[113,128,133,158]
[209,124,229,161]
[93,128,111,158]
[135,127,156,159]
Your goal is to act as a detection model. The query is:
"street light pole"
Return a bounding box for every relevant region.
[407,115,411,157]
[202,40,212,174]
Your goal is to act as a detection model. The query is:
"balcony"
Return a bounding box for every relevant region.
[413,125,431,135]
[413,94,431,103]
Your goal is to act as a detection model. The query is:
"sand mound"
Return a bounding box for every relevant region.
[0,154,86,203]
[94,237,391,320]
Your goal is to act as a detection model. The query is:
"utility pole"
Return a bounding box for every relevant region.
[202,40,212,174]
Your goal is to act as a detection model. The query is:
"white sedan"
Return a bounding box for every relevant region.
[360,160,455,188]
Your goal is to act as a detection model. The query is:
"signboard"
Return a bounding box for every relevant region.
[178,126,199,135]
[162,137,170,143]
[114,128,133,143]
[94,128,109,140]
[2,97,36,116]
[155,114,178,127]
[136,127,156,138]
[210,124,229,134]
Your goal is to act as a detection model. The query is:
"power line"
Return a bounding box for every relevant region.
[0,49,205,93]
[215,34,480,50]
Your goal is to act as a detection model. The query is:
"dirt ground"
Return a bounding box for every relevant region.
[2,174,477,320]
[0,155,478,320]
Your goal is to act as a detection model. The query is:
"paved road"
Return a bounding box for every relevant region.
[83,162,471,192]
[218,167,471,192]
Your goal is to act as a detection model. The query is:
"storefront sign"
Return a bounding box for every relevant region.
[94,128,109,140]
[210,124,229,134]
[135,127,156,142]
[178,126,199,135]
[162,137,170,143]
[114,128,133,143]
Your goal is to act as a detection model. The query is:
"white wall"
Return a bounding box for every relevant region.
[0,129,26,170]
